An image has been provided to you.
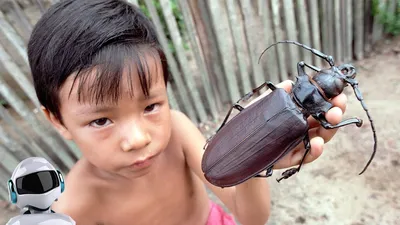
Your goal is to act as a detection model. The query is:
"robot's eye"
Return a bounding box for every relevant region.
[16,170,59,195]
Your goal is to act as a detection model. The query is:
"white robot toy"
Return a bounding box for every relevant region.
[6,157,76,225]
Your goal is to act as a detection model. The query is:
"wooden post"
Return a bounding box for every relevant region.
[371,0,387,43]
[334,0,343,63]
[143,0,198,123]
[240,0,266,86]
[270,0,288,81]
[178,0,219,120]
[0,104,57,165]
[0,75,75,170]
[282,0,299,79]
[0,144,21,174]
[354,0,365,60]
[0,44,40,109]
[259,0,280,83]
[226,0,252,92]
[344,0,354,61]
[0,126,31,162]
[0,11,30,74]
[206,0,241,103]
[296,0,313,67]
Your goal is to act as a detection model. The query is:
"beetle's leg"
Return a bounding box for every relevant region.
[204,103,244,149]
[276,133,311,182]
[215,81,278,133]
[255,166,274,178]
[314,113,363,129]
[215,103,244,133]
[298,61,321,77]
[242,81,277,101]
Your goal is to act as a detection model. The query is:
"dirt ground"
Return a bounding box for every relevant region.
[260,36,400,225]
[1,36,399,224]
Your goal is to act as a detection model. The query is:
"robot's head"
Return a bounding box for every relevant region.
[7,157,65,210]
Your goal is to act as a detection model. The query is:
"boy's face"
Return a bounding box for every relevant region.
[45,53,172,179]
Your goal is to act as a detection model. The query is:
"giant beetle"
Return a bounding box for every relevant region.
[201,40,377,188]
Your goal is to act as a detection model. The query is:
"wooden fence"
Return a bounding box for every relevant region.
[0,0,398,201]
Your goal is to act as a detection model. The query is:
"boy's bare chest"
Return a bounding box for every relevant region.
[91,155,210,225]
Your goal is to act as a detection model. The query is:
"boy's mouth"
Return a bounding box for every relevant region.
[129,151,160,169]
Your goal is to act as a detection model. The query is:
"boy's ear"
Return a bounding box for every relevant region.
[41,106,73,140]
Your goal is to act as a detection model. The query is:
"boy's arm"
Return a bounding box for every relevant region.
[176,80,347,225]
[174,109,271,225]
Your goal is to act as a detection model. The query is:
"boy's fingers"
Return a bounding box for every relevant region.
[311,107,343,143]
[307,93,347,129]
[275,80,294,93]
[331,93,347,114]
[325,106,343,125]
[290,136,324,166]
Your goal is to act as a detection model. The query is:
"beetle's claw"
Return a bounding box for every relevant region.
[356,119,363,127]
[276,168,298,183]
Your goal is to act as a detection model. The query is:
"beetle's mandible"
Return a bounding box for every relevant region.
[201,40,377,188]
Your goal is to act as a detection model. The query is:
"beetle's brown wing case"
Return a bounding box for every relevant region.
[202,88,309,187]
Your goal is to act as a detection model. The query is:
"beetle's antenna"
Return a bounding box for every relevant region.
[347,81,377,175]
[258,40,335,67]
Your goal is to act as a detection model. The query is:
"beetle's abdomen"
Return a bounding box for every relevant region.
[202,88,309,187]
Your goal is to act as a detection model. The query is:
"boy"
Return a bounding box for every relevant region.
[27,0,347,224]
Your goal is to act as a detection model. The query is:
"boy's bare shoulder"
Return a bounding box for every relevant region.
[169,109,198,134]
[52,161,100,223]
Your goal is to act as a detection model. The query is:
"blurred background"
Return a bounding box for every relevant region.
[0,0,399,224]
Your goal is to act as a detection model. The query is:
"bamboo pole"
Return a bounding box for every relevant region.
[0,182,8,201]
[178,0,219,120]
[0,11,29,72]
[0,40,81,161]
[0,125,31,162]
[225,0,252,93]
[270,0,288,81]
[354,0,365,60]
[0,44,40,109]
[0,144,20,174]
[167,83,180,111]
[194,0,230,104]
[0,104,57,165]
[258,0,280,84]
[363,0,373,54]
[296,0,313,66]
[344,0,354,61]
[240,0,266,87]
[320,0,332,67]
[9,0,33,43]
[143,0,198,123]
[206,0,241,103]
[159,0,208,123]
[282,0,299,79]
[371,0,387,43]
[0,74,75,169]
[0,165,11,201]
[334,0,343,63]
[308,0,323,68]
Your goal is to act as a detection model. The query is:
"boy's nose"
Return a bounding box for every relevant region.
[121,125,151,152]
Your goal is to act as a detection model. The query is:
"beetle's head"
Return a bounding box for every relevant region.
[338,64,357,79]
[312,69,345,99]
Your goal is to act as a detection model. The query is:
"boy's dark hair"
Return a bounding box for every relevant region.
[28,0,168,123]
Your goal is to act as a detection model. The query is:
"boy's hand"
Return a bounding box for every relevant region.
[250,80,347,170]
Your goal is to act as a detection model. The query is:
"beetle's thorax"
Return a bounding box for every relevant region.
[311,68,345,99]
[291,74,333,116]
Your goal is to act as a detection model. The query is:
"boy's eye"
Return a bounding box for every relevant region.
[144,103,159,113]
[89,118,111,128]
